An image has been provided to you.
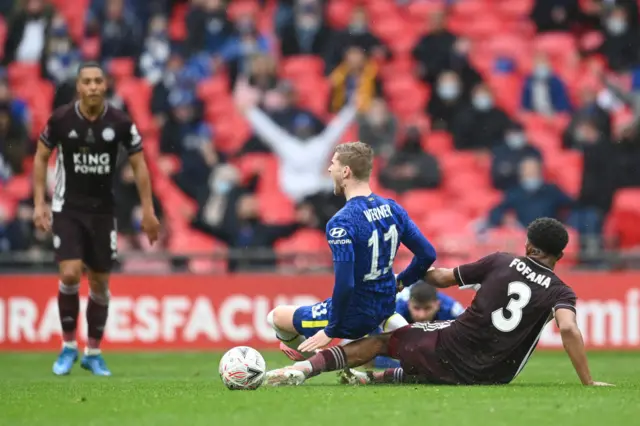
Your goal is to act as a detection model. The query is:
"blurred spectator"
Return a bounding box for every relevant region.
[357,97,397,159]
[595,6,640,72]
[0,101,29,179]
[185,0,233,55]
[521,53,572,114]
[446,38,483,97]
[328,45,381,113]
[86,0,163,34]
[328,7,387,71]
[274,0,295,36]
[563,86,611,149]
[42,19,81,85]
[615,122,640,188]
[0,78,30,130]
[245,53,279,99]
[220,14,271,85]
[2,0,53,65]
[412,10,456,84]
[0,197,52,255]
[530,0,581,33]
[241,81,325,154]
[491,123,543,191]
[88,0,143,60]
[428,70,467,131]
[567,120,616,241]
[452,84,512,150]
[160,91,217,200]
[280,0,333,63]
[487,157,573,228]
[379,126,441,194]
[139,14,171,86]
[114,157,165,239]
[193,189,315,272]
[149,46,191,128]
[237,83,356,202]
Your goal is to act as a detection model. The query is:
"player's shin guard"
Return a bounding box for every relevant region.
[86,290,109,354]
[58,281,80,347]
[301,346,348,378]
[267,308,313,359]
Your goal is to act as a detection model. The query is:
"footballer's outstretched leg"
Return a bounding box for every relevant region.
[268,305,320,361]
[80,271,111,376]
[52,261,82,375]
[339,367,423,385]
[265,332,391,386]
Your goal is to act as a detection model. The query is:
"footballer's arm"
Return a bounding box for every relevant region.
[555,308,612,386]
[128,152,160,244]
[32,140,53,231]
[424,267,457,288]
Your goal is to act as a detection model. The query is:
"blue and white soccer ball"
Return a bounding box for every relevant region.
[219,346,266,390]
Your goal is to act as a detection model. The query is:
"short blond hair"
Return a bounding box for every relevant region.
[334,142,374,181]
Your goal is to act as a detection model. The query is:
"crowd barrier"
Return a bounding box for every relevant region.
[0,273,639,351]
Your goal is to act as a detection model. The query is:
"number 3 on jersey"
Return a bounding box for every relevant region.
[491,281,532,332]
[364,224,399,281]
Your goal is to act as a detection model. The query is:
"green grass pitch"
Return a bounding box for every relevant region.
[0,351,638,426]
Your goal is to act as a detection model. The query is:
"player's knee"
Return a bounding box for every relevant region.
[59,267,82,286]
[269,306,295,331]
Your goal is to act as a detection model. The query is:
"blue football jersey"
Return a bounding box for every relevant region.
[324,193,436,338]
[395,287,465,322]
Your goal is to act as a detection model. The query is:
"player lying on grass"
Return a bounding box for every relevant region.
[265,218,612,386]
[266,141,437,360]
[369,281,464,369]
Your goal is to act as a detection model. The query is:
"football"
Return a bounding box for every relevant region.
[219,346,266,390]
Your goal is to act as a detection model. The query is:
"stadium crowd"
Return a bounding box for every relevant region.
[0,0,640,272]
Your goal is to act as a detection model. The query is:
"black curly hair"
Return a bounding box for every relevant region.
[76,61,103,79]
[526,217,569,258]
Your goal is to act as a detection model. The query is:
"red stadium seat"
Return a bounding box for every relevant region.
[227,0,260,21]
[258,191,295,224]
[169,2,188,40]
[281,56,324,79]
[197,76,230,102]
[7,62,40,85]
[326,0,354,29]
[424,131,453,156]
[533,33,577,59]
[399,190,446,220]
[608,189,640,248]
[0,195,18,221]
[108,58,135,80]
[3,175,30,200]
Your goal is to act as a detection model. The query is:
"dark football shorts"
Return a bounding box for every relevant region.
[388,322,460,385]
[52,210,116,273]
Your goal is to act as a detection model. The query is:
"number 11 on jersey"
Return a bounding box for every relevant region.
[364,224,399,281]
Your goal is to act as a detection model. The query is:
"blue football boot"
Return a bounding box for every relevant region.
[80,353,112,376]
[52,346,78,375]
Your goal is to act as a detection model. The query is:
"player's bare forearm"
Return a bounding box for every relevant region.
[425,268,457,288]
[560,325,593,385]
[33,141,52,206]
[129,152,154,214]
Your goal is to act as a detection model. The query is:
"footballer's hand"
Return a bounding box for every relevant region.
[141,211,161,245]
[590,381,614,387]
[298,330,332,353]
[33,203,51,232]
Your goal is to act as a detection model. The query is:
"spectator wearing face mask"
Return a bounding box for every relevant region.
[428,70,466,131]
[280,0,334,64]
[491,123,543,191]
[594,6,640,72]
[328,45,382,113]
[357,97,398,159]
[219,14,271,84]
[452,84,512,151]
[328,7,387,72]
[487,157,574,228]
[563,86,612,149]
[379,126,442,194]
[521,53,572,115]
[41,14,81,85]
[412,10,456,85]
[186,0,234,56]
